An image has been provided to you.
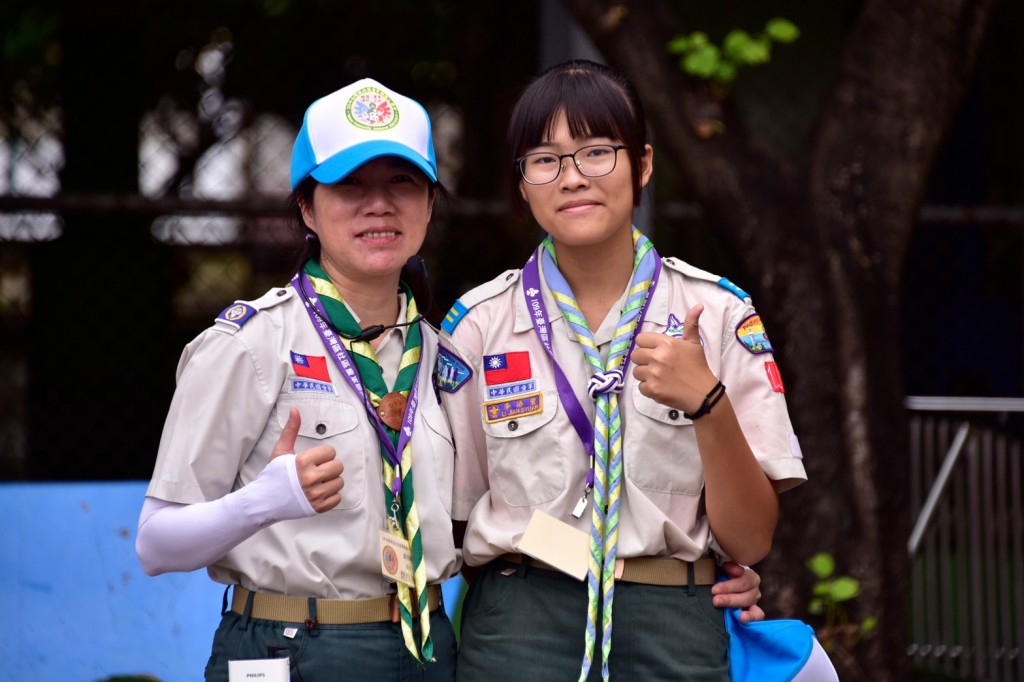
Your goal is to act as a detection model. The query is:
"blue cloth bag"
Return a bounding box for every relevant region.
[725,608,839,681]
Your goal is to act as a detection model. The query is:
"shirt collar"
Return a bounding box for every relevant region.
[512,264,667,344]
[376,289,409,351]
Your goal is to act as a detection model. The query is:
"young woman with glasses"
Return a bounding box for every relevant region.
[437,59,807,681]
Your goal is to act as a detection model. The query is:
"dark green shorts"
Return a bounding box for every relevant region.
[456,558,729,681]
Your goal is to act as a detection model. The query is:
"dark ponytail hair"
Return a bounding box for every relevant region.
[288,176,321,272]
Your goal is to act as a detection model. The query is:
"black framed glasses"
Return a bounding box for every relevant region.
[516,144,628,185]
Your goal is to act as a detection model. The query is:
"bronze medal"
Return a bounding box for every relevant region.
[377,392,408,430]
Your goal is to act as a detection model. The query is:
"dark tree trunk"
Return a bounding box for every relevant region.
[562,0,997,679]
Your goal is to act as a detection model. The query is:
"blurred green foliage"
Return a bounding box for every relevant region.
[667,17,800,84]
[806,552,878,652]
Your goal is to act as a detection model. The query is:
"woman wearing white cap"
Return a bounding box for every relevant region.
[136,78,459,680]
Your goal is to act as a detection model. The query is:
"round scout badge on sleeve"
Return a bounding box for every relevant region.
[735,314,774,354]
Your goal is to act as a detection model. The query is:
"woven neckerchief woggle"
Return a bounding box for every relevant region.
[302,259,434,664]
[539,228,657,682]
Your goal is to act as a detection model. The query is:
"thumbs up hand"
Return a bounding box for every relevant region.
[630,305,719,414]
[270,407,344,513]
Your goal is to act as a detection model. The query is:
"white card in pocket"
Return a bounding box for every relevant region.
[516,509,589,580]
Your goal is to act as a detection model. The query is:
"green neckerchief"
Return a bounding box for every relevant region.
[301,259,432,663]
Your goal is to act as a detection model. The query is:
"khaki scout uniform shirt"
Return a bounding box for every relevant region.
[439,257,807,566]
[147,286,459,599]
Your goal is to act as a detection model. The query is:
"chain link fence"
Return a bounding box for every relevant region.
[2,1,1021,482]
[0,91,302,478]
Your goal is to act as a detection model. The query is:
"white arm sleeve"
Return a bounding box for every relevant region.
[136,454,317,575]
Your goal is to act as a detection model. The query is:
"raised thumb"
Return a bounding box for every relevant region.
[270,407,301,460]
[682,304,704,344]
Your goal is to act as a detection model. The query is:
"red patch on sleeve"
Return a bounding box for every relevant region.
[765,361,785,393]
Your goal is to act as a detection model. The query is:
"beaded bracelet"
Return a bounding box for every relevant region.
[684,381,726,420]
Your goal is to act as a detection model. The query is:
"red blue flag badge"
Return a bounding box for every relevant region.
[483,351,531,386]
[290,351,331,383]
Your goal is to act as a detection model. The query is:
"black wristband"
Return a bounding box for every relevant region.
[684,381,726,421]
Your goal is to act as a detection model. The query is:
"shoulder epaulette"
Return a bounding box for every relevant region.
[662,257,752,305]
[213,286,294,334]
[441,269,521,335]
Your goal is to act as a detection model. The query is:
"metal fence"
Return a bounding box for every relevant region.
[908,397,1024,682]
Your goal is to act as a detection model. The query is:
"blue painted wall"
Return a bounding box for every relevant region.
[0,482,465,682]
[1,481,223,681]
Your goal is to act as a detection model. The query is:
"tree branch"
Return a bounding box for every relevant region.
[560,0,790,262]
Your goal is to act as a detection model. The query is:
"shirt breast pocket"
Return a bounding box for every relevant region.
[625,382,704,495]
[276,394,365,509]
[481,390,565,507]
[419,399,455,513]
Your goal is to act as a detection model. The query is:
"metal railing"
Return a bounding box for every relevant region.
[907,396,1024,682]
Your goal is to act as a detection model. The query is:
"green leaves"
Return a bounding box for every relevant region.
[684,43,721,79]
[807,552,860,604]
[723,30,770,66]
[667,17,799,84]
[806,551,836,579]
[765,18,801,44]
[805,552,875,653]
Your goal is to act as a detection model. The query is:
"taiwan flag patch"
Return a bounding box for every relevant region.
[483,351,531,386]
[290,351,331,383]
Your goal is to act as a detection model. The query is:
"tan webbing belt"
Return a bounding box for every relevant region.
[500,553,717,586]
[231,584,441,624]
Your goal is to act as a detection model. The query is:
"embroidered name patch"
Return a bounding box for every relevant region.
[483,351,531,386]
[487,379,537,399]
[735,314,773,354]
[290,351,331,382]
[291,379,335,394]
[483,392,543,423]
[435,346,472,393]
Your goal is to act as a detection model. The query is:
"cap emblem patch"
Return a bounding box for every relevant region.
[346,87,399,130]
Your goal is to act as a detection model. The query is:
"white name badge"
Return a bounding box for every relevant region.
[228,657,290,682]
[516,509,590,581]
[379,529,415,586]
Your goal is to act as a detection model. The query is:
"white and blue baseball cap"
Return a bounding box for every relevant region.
[290,78,437,190]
